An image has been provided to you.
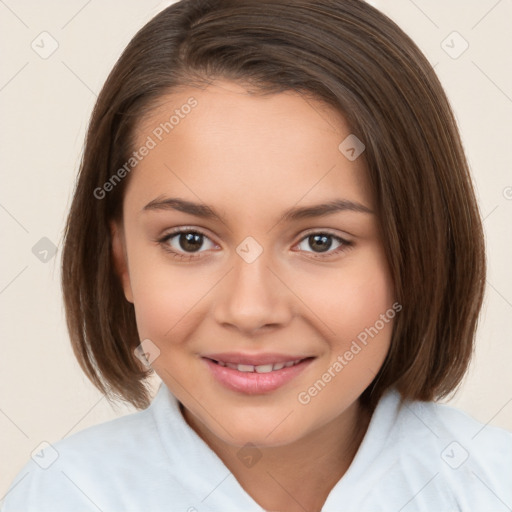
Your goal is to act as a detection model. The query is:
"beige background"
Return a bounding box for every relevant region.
[1,0,511,499]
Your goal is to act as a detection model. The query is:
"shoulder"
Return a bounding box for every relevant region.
[370,391,512,510]
[398,396,512,465]
[1,400,163,512]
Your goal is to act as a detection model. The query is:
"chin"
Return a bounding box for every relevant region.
[210,415,308,449]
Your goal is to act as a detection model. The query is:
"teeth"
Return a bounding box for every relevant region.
[237,364,255,372]
[217,359,305,372]
[255,364,273,373]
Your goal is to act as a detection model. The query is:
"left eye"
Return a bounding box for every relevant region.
[296,232,348,255]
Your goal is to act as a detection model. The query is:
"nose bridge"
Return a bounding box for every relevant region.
[213,241,292,333]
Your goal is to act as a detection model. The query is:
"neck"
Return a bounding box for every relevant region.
[181,399,371,512]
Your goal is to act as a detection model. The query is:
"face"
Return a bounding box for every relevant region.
[111,80,396,448]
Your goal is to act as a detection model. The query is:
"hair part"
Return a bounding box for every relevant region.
[61,0,486,410]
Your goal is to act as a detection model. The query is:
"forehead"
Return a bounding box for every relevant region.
[126,80,371,222]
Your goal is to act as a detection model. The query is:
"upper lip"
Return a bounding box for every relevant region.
[202,352,314,366]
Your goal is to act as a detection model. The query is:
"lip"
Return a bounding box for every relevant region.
[202,355,315,395]
[202,352,312,366]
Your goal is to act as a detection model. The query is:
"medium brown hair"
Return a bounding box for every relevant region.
[61,0,486,410]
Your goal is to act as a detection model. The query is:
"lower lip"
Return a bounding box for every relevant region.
[203,357,314,395]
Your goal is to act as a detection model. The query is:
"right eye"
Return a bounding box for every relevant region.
[157,228,218,260]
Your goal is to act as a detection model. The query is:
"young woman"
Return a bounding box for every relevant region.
[3,1,511,511]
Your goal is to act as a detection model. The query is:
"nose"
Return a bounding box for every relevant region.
[212,249,293,336]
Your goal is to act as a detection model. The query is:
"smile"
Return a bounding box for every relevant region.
[202,356,315,394]
[209,358,305,373]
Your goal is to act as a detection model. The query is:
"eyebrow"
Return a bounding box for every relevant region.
[142,196,373,223]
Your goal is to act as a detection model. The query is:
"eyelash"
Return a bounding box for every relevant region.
[156,227,353,262]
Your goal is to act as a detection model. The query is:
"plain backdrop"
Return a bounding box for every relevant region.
[1,0,511,498]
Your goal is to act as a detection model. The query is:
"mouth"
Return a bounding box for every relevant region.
[205,357,311,373]
[202,354,316,395]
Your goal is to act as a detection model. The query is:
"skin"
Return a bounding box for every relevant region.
[111,80,396,511]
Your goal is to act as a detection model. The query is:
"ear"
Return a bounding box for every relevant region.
[110,220,134,304]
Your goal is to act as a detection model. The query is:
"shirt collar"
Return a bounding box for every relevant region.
[150,382,402,510]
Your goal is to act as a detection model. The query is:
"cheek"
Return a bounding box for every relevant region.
[294,248,395,341]
[127,249,215,341]
[294,257,395,417]
[293,247,395,394]
[132,281,209,343]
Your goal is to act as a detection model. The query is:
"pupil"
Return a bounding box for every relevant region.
[179,232,203,252]
[310,234,332,252]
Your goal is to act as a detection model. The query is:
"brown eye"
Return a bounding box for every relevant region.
[296,232,352,257]
[159,228,217,258]
[176,232,204,252]
[307,234,334,252]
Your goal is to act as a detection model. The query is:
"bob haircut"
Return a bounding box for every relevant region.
[62,0,486,410]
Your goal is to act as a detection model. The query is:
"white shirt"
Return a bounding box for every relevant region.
[2,383,511,511]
